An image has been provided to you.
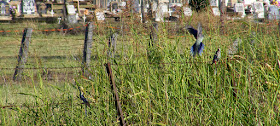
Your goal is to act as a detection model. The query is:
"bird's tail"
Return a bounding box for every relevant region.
[190,43,196,57]
[198,42,205,56]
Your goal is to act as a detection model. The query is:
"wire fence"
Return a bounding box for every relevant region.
[0,59,248,70]
[1,21,277,80]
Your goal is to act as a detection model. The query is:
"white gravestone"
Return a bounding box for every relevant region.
[95,10,105,21]
[252,2,264,19]
[66,5,76,15]
[212,7,220,16]
[119,2,126,7]
[0,2,6,15]
[155,3,168,22]
[268,5,280,20]
[234,3,246,18]
[244,0,256,5]
[67,15,77,24]
[66,5,77,24]
[183,6,192,16]
[21,0,36,14]
[210,0,218,7]
[152,2,157,12]
[132,0,140,13]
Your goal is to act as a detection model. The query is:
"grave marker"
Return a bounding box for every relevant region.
[234,3,246,17]
[212,7,220,16]
[0,1,9,16]
[155,3,168,22]
[66,5,76,15]
[67,15,77,24]
[66,5,77,24]
[95,9,105,22]
[253,2,264,19]
[120,1,126,7]
[268,5,280,20]
[152,2,157,12]
[210,0,218,7]
[37,3,47,15]
[132,0,140,13]
[244,0,256,5]
[183,6,192,16]
[21,0,36,14]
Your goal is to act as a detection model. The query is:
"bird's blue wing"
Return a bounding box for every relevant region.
[198,42,205,56]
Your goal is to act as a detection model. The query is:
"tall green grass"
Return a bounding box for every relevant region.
[1,12,280,125]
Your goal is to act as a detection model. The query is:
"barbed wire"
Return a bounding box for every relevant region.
[0,59,246,70]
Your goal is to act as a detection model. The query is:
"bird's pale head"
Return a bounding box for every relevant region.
[79,86,84,92]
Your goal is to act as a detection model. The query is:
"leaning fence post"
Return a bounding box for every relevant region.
[13,28,32,81]
[105,63,126,126]
[150,22,158,46]
[82,22,94,77]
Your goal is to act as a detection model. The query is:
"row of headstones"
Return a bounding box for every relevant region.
[0,0,36,16]
[149,1,279,21]
[0,0,81,23]
[97,1,279,22]
[233,2,280,20]
[210,0,280,20]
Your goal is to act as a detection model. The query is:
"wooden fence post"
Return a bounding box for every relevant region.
[13,28,32,81]
[107,33,118,61]
[219,0,226,34]
[150,22,158,46]
[147,0,153,21]
[82,22,94,77]
[105,63,126,126]
[141,0,145,23]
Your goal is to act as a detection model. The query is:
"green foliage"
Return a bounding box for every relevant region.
[1,19,280,125]
[189,0,210,12]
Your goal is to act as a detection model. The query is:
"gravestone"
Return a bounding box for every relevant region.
[155,3,168,22]
[234,3,246,17]
[252,2,264,19]
[268,5,280,20]
[95,9,105,22]
[67,15,77,24]
[212,7,220,16]
[66,5,77,24]
[66,5,76,15]
[183,6,192,16]
[120,1,126,7]
[21,0,36,14]
[37,3,47,15]
[152,2,157,12]
[112,2,118,10]
[210,0,218,7]
[244,0,256,5]
[111,1,118,14]
[0,1,10,16]
[132,0,140,13]
[159,0,168,3]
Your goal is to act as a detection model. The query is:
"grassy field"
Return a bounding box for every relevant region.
[1,10,280,125]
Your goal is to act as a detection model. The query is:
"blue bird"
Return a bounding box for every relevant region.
[79,86,90,107]
[186,23,205,57]
[212,48,221,65]
[79,86,90,116]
